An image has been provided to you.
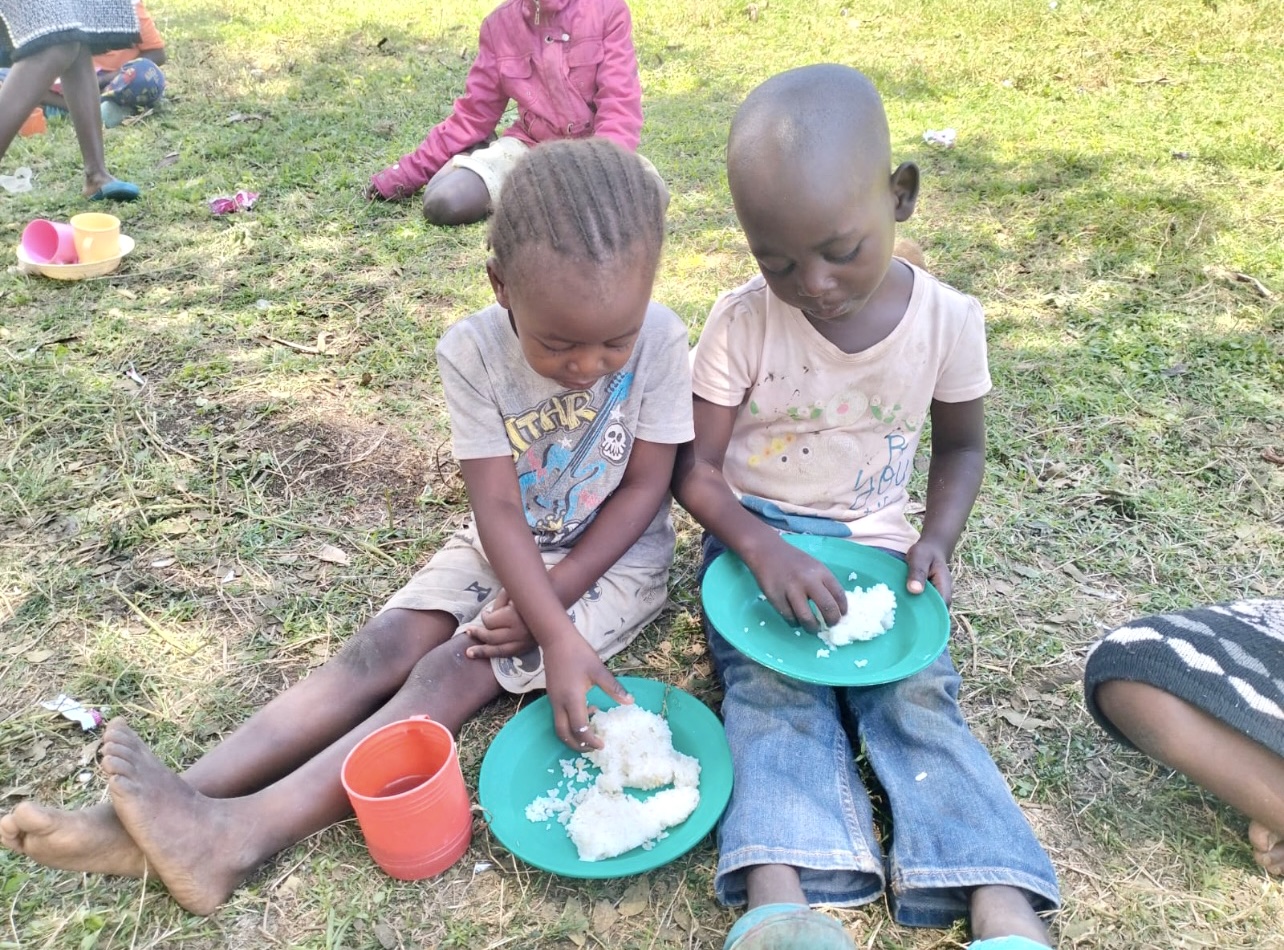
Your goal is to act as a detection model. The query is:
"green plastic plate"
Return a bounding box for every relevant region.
[701,534,949,686]
[478,676,732,879]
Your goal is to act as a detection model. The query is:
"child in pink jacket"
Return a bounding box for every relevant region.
[366,0,664,225]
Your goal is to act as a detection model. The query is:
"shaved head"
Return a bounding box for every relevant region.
[728,64,892,191]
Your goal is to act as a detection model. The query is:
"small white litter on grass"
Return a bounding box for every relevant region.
[923,128,957,148]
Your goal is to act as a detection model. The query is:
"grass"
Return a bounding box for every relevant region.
[1,0,1282,946]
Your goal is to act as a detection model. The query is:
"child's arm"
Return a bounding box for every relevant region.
[905,397,985,604]
[464,438,676,656]
[673,397,847,631]
[136,6,166,67]
[460,456,633,750]
[587,0,643,151]
[367,30,509,199]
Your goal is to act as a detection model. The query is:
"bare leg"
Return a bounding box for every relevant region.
[969,885,1050,944]
[422,167,490,225]
[0,609,452,878]
[1097,679,1284,875]
[0,43,79,162]
[745,864,807,908]
[102,635,502,915]
[56,44,117,196]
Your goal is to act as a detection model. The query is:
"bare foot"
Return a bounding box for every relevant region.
[82,173,115,199]
[1249,820,1284,875]
[969,884,1050,945]
[101,720,257,916]
[0,801,146,876]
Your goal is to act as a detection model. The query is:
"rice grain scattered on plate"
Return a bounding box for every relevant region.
[525,705,701,861]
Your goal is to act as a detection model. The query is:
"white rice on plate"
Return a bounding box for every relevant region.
[819,582,897,648]
[524,705,701,861]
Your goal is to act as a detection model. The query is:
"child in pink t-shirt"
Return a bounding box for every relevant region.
[366,0,664,226]
[673,65,1059,950]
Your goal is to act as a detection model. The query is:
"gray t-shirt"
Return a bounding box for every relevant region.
[436,301,694,568]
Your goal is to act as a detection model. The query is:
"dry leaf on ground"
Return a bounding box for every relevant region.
[315,543,350,565]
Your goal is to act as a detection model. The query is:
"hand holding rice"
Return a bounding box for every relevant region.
[818,581,897,648]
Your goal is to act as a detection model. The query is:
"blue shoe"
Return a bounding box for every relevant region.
[724,903,854,950]
[89,180,140,202]
[971,938,1050,949]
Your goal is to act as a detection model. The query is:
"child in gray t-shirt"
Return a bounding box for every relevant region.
[0,139,691,916]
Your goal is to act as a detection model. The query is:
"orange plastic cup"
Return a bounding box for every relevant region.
[19,108,46,137]
[340,716,473,880]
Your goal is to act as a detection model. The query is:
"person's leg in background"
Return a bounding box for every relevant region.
[0,44,81,159]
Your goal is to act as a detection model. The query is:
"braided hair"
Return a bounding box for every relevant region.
[489,138,666,282]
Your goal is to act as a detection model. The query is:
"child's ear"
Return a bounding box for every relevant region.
[486,257,511,309]
[890,162,920,222]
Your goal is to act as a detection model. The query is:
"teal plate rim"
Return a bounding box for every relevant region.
[700,533,950,686]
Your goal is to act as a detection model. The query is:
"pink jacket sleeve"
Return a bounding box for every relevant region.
[589,0,642,151]
[368,27,512,199]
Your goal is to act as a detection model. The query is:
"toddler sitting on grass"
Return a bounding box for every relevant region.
[672,64,1060,950]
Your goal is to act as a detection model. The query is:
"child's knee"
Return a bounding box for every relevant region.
[422,170,489,225]
[335,609,442,677]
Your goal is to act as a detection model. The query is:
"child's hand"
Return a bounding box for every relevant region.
[462,590,537,658]
[905,539,953,603]
[542,635,633,751]
[362,181,384,201]
[749,538,847,632]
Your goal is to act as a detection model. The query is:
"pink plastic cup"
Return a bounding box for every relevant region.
[340,716,473,880]
[21,219,78,264]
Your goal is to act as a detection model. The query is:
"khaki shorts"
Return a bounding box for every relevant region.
[381,524,669,693]
[439,137,667,210]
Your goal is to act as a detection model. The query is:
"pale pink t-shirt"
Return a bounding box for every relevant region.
[690,267,991,553]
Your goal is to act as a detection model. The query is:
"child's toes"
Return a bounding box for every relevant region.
[1248,820,1284,875]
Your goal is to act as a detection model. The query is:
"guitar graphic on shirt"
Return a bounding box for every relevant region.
[517,371,634,530]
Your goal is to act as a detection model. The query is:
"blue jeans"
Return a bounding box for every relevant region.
[700,533,1060,927]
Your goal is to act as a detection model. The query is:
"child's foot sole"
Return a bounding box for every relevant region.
[724,903,854,950]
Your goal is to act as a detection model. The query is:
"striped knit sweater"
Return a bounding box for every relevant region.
[0,0,139,58]
[1084,599,1284,758]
